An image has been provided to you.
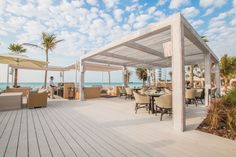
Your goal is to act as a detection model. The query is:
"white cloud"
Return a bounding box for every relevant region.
[125,3,143,12]
[191,19,204,28]
[133,14,151,29]
[231,18,236,25]
[103,0,119,9]
[113,9,123,22]
[148,6,156,14]
[157,0,168,6]
[169,0,190,9]
[204,8,214,16]
[86,0,97,6]
[199,0,227,8]
[181,7,199,18]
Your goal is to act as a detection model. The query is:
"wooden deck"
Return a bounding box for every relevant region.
[0,97,235,157]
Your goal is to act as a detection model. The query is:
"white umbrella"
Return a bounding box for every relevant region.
[0,53,46,68]
[0,53,47,87]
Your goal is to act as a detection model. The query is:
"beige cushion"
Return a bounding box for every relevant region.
[38,89,47,93]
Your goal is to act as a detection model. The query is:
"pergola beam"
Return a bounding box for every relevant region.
[86,58,130,66]
[124,42,164,58]
[100,53,157,67]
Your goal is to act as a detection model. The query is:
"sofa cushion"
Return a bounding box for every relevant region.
[38,88,47,93]
[30,88,39,93]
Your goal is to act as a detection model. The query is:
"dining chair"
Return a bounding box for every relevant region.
[185,89,197,106]
[195,88,203,104]
[125,87,134,100]
[133,92,150,114]
[154,94,172,120]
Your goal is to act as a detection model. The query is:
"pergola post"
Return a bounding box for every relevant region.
[79,60,85,101]
[171,14,185,132]
[147,69,151,86]
[204,53,211,106]
[6,65,9,88]
[62,71,64,83]
[215,63,221,96]
[75,61,78,88]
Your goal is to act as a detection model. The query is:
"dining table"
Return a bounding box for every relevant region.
[147,92,163,114]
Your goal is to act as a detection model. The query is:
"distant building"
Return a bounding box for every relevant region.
[156,68,171,81]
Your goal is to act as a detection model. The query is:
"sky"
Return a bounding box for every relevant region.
[0,0,236,83]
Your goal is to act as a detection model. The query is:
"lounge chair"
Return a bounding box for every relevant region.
[27,90,48,108]
[133,92,150,114]
[154,94,172,120]
[125,87,134,100]
[185,89,197,106]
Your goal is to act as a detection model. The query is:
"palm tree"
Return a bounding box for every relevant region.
[136,67,147,86]
[123,68,132,87]
[220,54,236,93]
[23,32,63,87]
[8,43,27,87]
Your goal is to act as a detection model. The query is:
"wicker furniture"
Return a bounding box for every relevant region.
[27,92,48,108]
[133,92,149,114]
[125,87,134,100]
[185,89,197,106]
[154,94,172,120]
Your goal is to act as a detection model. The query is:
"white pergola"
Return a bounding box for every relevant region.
[79,13,221,132]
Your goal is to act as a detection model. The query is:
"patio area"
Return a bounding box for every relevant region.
[0,98,235,157]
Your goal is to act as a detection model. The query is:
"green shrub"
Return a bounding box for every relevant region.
[225,87,236,107]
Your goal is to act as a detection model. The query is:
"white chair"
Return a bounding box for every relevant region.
[133,92,150,114]
[154,94,172,120]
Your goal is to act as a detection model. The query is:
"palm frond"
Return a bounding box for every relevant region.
[8,43,27,54]
[22,43,43,49]
[55,39,64,44]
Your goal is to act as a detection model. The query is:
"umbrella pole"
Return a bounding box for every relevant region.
[108,71,111,85]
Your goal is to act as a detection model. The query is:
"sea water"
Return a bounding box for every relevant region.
[0,82,143,89]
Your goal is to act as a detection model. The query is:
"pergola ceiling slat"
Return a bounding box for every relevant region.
[124,41,165,58]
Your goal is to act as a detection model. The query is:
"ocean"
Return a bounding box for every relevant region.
[0,82,143,89]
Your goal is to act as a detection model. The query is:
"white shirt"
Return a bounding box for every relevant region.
[49,80,55,87]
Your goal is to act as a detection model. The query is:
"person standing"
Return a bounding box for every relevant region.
[49,76,57,99]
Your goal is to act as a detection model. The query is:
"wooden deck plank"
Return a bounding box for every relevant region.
[35,109,64,157]
[48,106,128,157]
[48,107,116,157]
[17,109,29,157]
[45,106,106,157]
[27,109,40,157]
[49,105,151,156]
[0,111,7,126]
[37,109,77,157]
[0,98,236,157]
[31,109,52,157]
[40,108,89,157]
[0,111,13,138]
[5,110,22,157]
[0,110,17,157]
